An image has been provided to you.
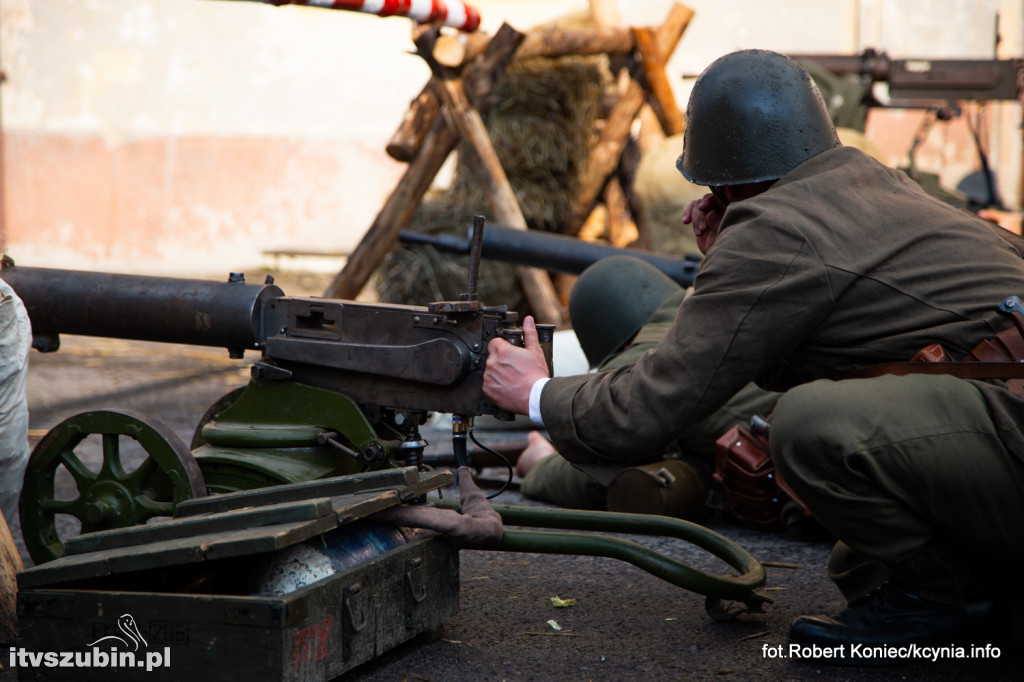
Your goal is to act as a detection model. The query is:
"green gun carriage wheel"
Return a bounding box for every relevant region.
[20,409,207,564]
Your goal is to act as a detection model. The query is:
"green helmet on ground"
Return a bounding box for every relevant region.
[569,256,681,368]
[677,49,841,186]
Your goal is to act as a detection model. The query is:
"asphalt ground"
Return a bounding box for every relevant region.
[6,310,1024,680]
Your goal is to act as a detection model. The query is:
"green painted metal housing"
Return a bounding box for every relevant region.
[192,379,399,494]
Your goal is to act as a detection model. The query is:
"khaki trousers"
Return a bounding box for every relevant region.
[771,373,1024,605]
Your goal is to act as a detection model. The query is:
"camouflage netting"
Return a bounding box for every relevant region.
[376,52,611,313]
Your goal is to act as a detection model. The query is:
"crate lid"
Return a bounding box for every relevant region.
[18,467,452,589]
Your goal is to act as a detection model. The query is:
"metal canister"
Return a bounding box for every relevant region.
[605,457,711,521]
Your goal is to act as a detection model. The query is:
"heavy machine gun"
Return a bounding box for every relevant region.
[6,217,555,563]
[790,48,1023,108]
[5,218,767,627]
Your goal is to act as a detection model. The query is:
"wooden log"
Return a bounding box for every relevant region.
[635,102,667,155]
[386,88,441,163]
[628,183,654,251]
[570,77,646,232]
[577,203,608,242]
[0,509,24,640]
[604,176,639,248]
[325,24,525,300]
[519,25,634,60]
[655,3,696,59]
[632,26,685,135]
[431,75,564,326]
[618,135,652,250]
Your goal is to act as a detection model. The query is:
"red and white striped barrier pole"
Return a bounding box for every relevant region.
[260,0,482,32]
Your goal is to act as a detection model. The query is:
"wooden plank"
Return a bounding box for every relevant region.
[19,516,340,589]
[332,490,402,524]
[399,469,454,500]
[65,498,335,556]
[199,517,339,562]
[326,23,525,300]
[18,540,203,590]
[175,468,421,517]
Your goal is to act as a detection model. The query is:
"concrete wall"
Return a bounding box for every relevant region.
[1,0,1020,276]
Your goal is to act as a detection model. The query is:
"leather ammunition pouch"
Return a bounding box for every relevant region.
[712,423,826,538]
[713,424,779,531]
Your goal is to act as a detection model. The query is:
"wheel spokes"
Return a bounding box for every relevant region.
[121,456,160,493]
[39,496,86,518]
[58,449,98,491]
[133,495,175,521]
[98,433,128,480]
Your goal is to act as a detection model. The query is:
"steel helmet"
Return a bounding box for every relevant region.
[569,256,681,368]
[677,49,841,186]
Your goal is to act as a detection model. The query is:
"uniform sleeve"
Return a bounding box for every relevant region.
[540,205,834,465]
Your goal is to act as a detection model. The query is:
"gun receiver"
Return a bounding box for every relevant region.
[790,48,1023,104]
[257,295,547,417]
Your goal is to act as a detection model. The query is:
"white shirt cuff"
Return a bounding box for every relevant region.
[528,377,550,426]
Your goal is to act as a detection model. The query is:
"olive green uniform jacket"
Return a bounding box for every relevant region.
[540,146,1024,465]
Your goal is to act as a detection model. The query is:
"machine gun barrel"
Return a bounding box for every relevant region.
[2,258,547,419]
[790,49,1023,102]
[1,265,283,356]
[399,223,701,287]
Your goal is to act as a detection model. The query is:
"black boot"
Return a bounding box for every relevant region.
[788,582,996,665]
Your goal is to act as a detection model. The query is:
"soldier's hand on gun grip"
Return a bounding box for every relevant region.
[483,316,549,416]
[682,192,727,255]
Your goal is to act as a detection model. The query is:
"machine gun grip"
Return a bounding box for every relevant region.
[497,324,556,377]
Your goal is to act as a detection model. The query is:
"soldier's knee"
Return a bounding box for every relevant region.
[770,380,849,482]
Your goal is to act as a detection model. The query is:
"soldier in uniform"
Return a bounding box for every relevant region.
[484,49,1024,655]
[516,255,779,521]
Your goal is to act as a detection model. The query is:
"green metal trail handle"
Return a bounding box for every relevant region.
[434,501,765,602]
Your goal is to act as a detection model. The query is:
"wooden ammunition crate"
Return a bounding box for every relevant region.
[15,468,460,681]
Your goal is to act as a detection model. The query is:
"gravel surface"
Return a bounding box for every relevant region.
[7,319,1023,680]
